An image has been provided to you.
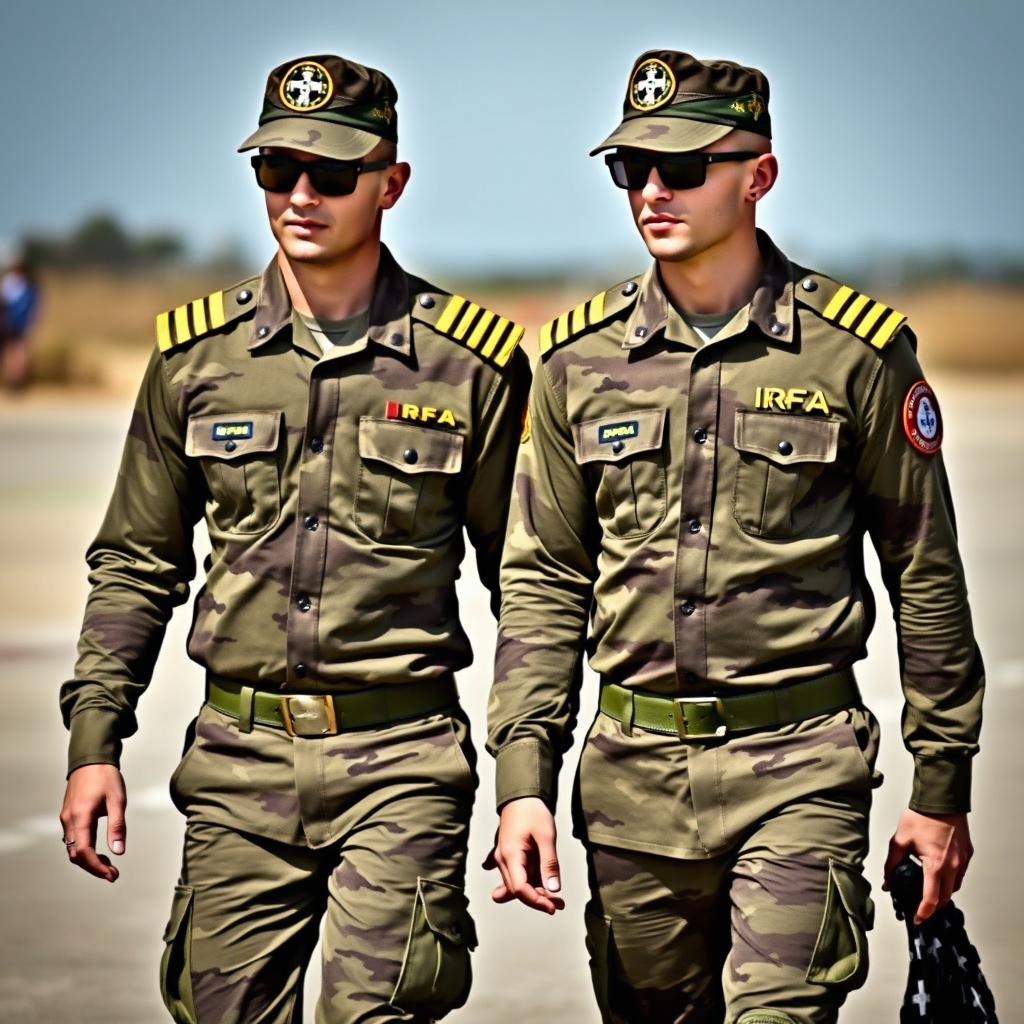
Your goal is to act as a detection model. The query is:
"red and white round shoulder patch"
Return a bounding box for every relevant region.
[902,380,943,455]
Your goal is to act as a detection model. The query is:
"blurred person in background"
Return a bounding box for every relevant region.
[1,254,40,390]
[485,49,983,1023]
[57,52,530,1023]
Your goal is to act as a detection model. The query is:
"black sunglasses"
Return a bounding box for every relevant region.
[250,154,390,197]
[605,150,759,191]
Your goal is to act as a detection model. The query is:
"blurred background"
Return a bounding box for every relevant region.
[1,0,1021,1020]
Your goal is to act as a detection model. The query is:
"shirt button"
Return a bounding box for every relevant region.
[403,448,418,465]
[297,595,311,612]
[692,427,708,444]
[257,326,270,339]
[687,518,701,534]
[303,514,319,531]
[294,663,308,679]
[309,436,324,454]
[777,440,794,456]
[679,599,696,616]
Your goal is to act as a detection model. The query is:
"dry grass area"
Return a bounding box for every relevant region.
[17,269,1024,396]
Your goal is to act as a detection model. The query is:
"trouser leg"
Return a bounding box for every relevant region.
[584,843,731,1023]
[159,820,326,1024]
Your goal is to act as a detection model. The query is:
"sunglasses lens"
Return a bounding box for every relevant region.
[608,155,653,190]
[308,163,359,196]
[252,155,300,192]
[658,157,707,190]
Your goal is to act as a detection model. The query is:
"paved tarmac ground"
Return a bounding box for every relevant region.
[0,376,1020,1023]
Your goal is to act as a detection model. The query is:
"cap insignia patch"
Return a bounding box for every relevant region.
[630,59,676,112]
[279,61,334,113]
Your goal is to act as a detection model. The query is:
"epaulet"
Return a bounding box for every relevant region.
[795,271,908,352]
[538,276,641,360]
[155,276,259,354]
[412,292,524,370]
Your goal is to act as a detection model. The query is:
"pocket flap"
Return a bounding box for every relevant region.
[573,408,667,464]
[186,411,281,460]
[734,410,839,465]
[806,859,873,987]
[162,884,194,942]
[358,418,464,475]
[417,878,478,948]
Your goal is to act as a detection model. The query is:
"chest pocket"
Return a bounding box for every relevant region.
[733,409,839,539]
[355,418,464,544]
[573,408,668,539]
[186,411,283,536]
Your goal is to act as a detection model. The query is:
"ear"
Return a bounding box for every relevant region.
[748,153,778,203]
[380,161,411,210]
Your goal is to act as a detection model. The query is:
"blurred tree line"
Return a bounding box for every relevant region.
[20,213,246,274]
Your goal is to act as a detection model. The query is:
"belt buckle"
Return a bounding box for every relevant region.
[279,695,338,737]
[672,697,728,740]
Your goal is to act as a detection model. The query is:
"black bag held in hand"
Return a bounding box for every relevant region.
[889,857,998,1022]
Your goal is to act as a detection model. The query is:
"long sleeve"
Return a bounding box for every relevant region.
[60,348,202,774]
[463,348,533,617]
[486,359,598,809]
[855,333,984,814]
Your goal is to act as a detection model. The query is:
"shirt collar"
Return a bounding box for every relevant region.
[621,229,795,351]
[247,244,414,361]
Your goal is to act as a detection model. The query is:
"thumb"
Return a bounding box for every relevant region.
[106,795,127,856]
[537,834,561,893]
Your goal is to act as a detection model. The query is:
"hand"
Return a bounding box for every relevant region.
[59,764,127,883]
[882,808,973,924]
[482,796,565,915]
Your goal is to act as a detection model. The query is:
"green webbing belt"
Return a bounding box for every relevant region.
[206,673,459,737]
[599,669,859,740]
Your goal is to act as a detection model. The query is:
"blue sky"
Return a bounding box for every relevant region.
[1,0,1017,275]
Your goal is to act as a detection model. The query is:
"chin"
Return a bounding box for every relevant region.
[643,235,693,263]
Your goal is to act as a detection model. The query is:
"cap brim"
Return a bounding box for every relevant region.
[238,117,382,160]
[589,117,733,156]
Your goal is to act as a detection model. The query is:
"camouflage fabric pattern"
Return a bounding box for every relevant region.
[161,705,478,1022]
[488,230,983,823]
[583,711,876,1022]
[60,244,531,773]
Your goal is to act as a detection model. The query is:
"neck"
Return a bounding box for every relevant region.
[278,239,381,320]
[658,223,763,315]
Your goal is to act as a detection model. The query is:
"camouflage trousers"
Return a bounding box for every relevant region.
[574,706,881,1024]
[161,702,479,1024]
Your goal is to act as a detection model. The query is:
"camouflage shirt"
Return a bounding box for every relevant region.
[61,245,531,774]
[488,231,983,818]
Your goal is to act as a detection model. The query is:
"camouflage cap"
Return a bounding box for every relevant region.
[590,50,771,156]
[238,54,398,160]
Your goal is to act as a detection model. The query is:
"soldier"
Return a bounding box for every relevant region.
[58,54,530,1023]
[485,50,982,1023]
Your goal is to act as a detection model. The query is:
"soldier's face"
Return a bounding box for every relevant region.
[626,135,774,263]
[262,144,409,266]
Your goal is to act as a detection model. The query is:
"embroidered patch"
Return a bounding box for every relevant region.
[598,420,640,444]
[903,380,942,455]
[279,61,334,113]
[755,387,831,415]
[630,59,675,112]
[211,421,254,441]
[384,400,457,428]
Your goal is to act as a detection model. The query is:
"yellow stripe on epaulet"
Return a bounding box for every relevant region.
[539,288,610,358]
[432,294,524,369]
[814,280,907,351]
[155,287,238,353]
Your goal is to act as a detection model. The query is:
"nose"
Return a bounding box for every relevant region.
[641,166,671,202]
[290,171,320,207]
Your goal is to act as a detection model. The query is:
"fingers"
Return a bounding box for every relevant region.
[915,859,941,924]
[537,833,561,894]
[882,833,910,892]
[68,817,118,883]
[106,791,127,857]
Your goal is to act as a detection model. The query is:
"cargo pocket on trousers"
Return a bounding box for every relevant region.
[390,877,478,1017]
[159,885,197,1023]
[805,859,874,991]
